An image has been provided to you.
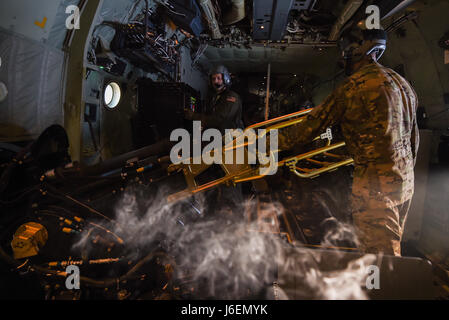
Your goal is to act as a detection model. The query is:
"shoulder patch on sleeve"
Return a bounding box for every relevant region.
[226,96,236,103]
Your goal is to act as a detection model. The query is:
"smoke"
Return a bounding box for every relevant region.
[275,217,374,300]
[73,185,376,300]
[320,216,360,250]
[277,250,376,300]
[174,212,283,299]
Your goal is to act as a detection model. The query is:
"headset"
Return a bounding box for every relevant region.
[209,65,232,87]
[338,21,388,63]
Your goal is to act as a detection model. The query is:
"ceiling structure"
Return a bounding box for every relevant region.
[199,44,338,75]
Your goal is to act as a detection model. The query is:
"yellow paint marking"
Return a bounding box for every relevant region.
[34,17,48,29]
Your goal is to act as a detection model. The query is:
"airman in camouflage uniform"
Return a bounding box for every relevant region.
[278,26,419,256]
[185,65,245,216]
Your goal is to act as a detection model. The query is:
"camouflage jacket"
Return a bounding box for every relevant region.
[195,88,244,134]
[279,61,419,205]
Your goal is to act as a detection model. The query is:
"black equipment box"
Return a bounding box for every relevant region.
[133,80,201,147]
[277,246,438,300]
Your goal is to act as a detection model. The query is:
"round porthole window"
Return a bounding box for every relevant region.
[104,82,121,109]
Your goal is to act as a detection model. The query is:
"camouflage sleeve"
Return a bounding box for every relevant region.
[278,85,347,150]
[411,90,419,166]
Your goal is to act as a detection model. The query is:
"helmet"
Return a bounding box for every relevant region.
[209,65,231,87]
[338,20,387,63]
